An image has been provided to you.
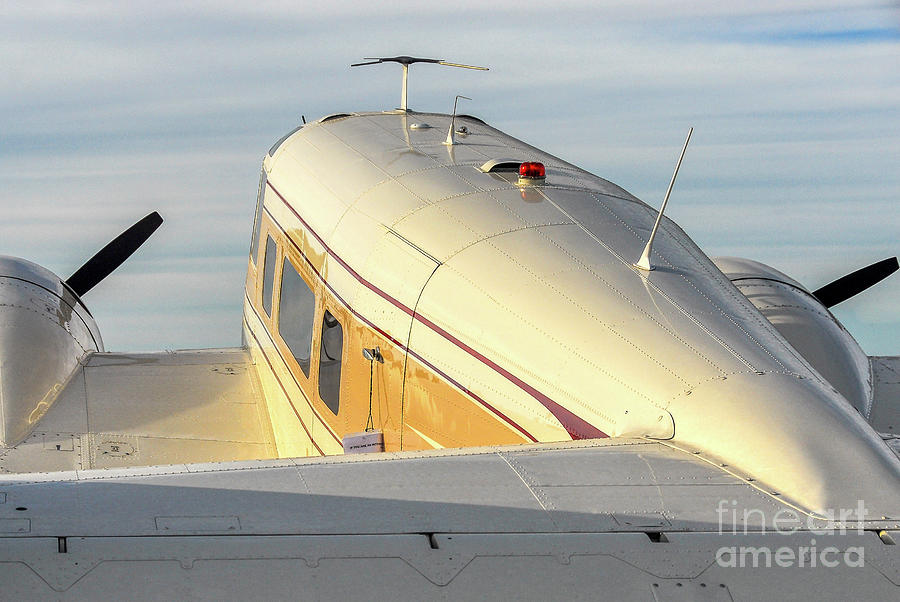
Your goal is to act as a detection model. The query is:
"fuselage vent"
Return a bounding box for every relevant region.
[479,158,524,173]
[319,113,352,123]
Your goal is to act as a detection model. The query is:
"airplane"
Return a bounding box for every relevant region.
[1,57,899,599]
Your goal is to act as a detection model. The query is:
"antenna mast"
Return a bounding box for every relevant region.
[635,127,693,272]
[351,56,488,112]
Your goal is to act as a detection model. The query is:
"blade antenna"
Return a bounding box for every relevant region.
[444,95,472,146]
[635,127,693,272]
[351,56,488,112]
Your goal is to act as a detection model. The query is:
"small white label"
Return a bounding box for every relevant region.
[342,431,385,454]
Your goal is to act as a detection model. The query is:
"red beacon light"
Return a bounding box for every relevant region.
[518,161,546,181]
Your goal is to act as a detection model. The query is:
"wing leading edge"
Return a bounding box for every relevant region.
[1,439,899,598]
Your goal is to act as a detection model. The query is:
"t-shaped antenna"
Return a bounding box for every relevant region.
[351,56,488,112]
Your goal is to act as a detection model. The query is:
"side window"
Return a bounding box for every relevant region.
[278,258,316,377]
[249,168,267,263]
[318,309,343,415]
[262,235,277,317]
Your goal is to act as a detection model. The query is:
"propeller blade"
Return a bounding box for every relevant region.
[66,212,163,297]
[812,257,899,308]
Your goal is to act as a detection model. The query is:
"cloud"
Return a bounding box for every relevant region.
[1,1,897,354]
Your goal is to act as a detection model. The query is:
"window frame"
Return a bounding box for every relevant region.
[261,234,278,318]
[277,255,317,379]
[316,307,344,416]
[249,168,267,264]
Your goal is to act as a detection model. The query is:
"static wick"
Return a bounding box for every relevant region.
[635,127,693,272]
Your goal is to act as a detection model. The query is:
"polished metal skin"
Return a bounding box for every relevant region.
[0,349,274,473]
[246,110,900,516]
[2,440,900,600]
[0,257,101,447]
[0,104,899,598]
[715,256,873,416]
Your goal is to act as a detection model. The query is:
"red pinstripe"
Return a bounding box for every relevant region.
[244,311,325,455]
[263,207,538,442]
[265,180,607,440]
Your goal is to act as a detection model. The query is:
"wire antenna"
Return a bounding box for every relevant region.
[351,56,488,112]
[635,127,693,272]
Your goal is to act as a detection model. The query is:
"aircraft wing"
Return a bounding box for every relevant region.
[2,439,899,598]
[0,349,276,474]
[872,356,900,457]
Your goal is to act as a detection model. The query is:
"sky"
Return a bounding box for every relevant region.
[1,1,898,354]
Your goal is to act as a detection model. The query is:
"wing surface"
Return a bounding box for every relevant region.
[0,349,275,473]
[1,439,899,598]
[871,356,900,460]
[870,356,900,431]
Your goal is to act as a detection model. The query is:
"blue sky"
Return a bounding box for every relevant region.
[1,1,898,354]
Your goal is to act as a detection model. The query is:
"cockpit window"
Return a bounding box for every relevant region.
[262,235,277,317]
[318,309,343,415]
[250,168,266,263]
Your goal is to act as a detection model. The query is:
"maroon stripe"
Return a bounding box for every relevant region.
[244,314,325,455]
[268,182,414,316]
[265,207,407,349]
[264,208,535,441]
[266,180,608,440]
[245,289,342,445]
[405,347,539,443]
[415,314,607,440]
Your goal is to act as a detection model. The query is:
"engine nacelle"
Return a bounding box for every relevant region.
[0,256,103,447]
[713,256,872,417]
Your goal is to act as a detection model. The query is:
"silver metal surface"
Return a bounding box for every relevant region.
[1,441,899,599]
[267,111,900,515]
[1,107,898,598]
[716,256,873,417]
[871,356,900,433]
[0,349,275,473]
[0,257,102,447]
